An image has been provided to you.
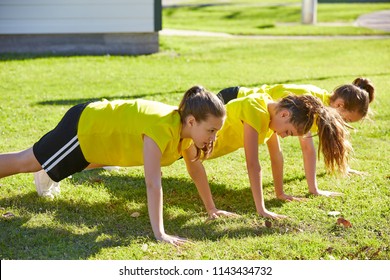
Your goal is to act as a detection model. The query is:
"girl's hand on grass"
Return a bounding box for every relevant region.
[347,167,367,176]
[157,233,189,247]
[259,210,287,220]
[311,189,343,197]
[277,193,307,202]
[207,208,239,221]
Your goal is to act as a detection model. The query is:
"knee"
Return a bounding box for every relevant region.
[16,149,41,173]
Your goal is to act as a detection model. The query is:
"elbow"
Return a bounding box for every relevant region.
[145,179,161,192]
[270,152,283,164]
[300,143,316,159]
[246,161,261,174]
[185,164,198,178]
[185,161,204,180]
[300,139,316,153]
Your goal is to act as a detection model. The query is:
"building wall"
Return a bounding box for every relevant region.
[0,0,161,55]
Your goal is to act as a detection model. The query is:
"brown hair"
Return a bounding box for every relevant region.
[178,85,226,160]
[330,77,375,119]
[277,95,352,175]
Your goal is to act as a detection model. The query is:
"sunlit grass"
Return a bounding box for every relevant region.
[163,0,390,35]
[0,14,389,260]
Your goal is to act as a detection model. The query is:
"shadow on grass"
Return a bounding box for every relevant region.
[28,72,390,107]
[165,3,234,9]
[33,89,182,106]
[0,191,151,259]
[243,72,390,89]
[0,168,295,259]
[0,52,151,62]
[70,168,293,216]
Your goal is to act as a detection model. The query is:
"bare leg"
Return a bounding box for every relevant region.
[0,147,41,179]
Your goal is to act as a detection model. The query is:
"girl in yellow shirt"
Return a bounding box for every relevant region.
[217,78,374,201]
[183,93,352,219]
[0,86,227,246]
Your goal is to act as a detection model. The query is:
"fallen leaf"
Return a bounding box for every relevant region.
[90,177,102,183]
[325,247,334,254]
[2,212,15,218]
[328,211,341,217]
[337,217,352,228]
[141,244,148,251]
[371,248,381,258]
[131,212,140,218]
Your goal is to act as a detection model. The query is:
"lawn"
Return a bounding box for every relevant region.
[163,0,390,35]
[0,2,389,260]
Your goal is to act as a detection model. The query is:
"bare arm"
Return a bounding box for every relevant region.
[266,133,287,200]
[298,134,318,194]
[143,135,187,246]
[243,123,287,219]
[182,144,237,219]
[267,133,303,201]
[299,135,342,197]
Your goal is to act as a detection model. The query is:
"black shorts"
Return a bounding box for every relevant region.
[217,86,240,104]
[33,103,90,182]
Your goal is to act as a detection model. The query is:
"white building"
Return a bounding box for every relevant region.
[0,0,162,55]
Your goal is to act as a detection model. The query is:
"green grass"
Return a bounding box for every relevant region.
[1,3,390,259]
[163,0,390,35]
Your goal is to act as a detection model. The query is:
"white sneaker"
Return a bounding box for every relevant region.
[103,166,121,171]
[34,170,61,198]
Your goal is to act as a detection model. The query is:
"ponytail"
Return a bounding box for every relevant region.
[316,107,352,175]
[178,85,226,161]
[352,77,375,103]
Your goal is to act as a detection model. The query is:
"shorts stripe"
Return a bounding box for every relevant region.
[33,103,90,182]
[42,135,79,172]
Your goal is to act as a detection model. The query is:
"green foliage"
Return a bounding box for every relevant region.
[0,2,389,260]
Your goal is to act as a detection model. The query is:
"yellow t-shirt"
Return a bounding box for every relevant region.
[209,93,274,159]
[238,84,331,133]
[77,99,192,166]
[238,84,331,105]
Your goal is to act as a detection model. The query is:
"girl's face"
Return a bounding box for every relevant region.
[330,98,363,122]
[335,108,362,123]
[269,109,299,138]
[188,115,225,149]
